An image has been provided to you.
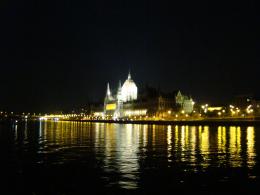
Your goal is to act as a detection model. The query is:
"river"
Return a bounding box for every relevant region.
[0,121,259,194]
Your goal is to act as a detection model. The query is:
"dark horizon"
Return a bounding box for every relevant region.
[0,0,258,113]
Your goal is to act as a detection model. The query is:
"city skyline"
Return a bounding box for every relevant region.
[0,1,259,194]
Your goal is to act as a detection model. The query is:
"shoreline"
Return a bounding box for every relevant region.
[61,118,260,126]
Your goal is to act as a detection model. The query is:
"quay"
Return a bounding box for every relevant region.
[61,118,260,126]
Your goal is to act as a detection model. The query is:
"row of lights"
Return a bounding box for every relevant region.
[39,103,258,121]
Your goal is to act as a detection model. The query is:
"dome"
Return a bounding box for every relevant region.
[121,72,138,102]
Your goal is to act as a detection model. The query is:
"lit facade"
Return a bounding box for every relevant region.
[103,73,195,118]
[175,91,195,113]
[104,72,138,118]
[121,72,138,102]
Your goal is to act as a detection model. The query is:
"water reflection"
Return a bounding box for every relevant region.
[217,126,226,154]
[190,126,196,164]
[167,125,172,162]
[94,123,140,189]
[247,127,256,168]
[6,121,258,189]
[229,126,242,167]
[200,126,209,168]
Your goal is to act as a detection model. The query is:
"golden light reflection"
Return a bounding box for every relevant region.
[36,121,257,181]
[43,121,47,141]
[179,125,189,162]
[152,124,156,147]
[37,121,91,149]
[104,124,116,159]
[125,124,133,146]
[200,126,209,168]
[95,123,106,148]
[217,126,226,154]
[190,126,196,164]
[185,125,189,147]
[247,126,255,168]
[39,121,42,138]
[174,125,179,149]
[167,125,172,161]
[229,126,241,167]
[117,124,139,189]
[91,123,140,189]
[181,126,185,153]
[200,126,209,154]
[142,125,148,148]
[217,126,226,165]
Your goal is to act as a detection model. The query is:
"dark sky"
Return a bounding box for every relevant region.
[0,0,258,113]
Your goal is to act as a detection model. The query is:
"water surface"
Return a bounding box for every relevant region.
[0,121,260,194]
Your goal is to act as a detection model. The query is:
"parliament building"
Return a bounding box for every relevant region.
[103,72,195,119]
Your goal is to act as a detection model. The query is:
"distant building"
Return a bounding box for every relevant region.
[175,91,195,114]
[121,72,138,102]
[103,72,195,118]
[104,72,139,118]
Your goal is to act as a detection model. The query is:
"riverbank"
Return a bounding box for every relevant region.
[61,118,260,126]
[2,117,260,126]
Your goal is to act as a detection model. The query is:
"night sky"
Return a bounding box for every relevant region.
[0,0,258,113]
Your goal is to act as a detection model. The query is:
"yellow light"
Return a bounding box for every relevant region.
[106,104,116,110]
[247,127,255,168]
[124,109,147,116]
[208,107,222,111]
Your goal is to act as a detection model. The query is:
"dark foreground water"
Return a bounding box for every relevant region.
[0,121,260,194]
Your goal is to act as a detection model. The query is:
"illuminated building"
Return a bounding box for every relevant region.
[103,72,195,118]
[104,82,117,117]
[175,91,195,114]
[104,72,138,118]
[121,72,138,102]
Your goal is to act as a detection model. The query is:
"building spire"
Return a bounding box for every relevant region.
[117,80,122,101]
[106,82,111,96]
[118,80,122,89]
[128,70,131,79]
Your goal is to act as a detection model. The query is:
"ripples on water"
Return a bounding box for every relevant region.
[0,121,259,194]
